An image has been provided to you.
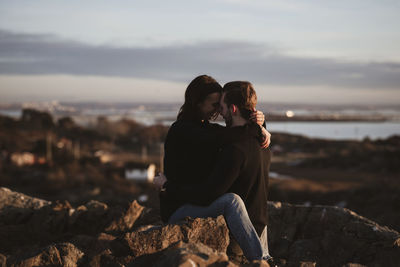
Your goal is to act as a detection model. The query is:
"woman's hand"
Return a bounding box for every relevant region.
[153,173,167,190]
[250,110,265,126]
[260,127,271,148]
[250,109,271,148]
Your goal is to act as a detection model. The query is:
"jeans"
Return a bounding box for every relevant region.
[168,193,270,261]
[260,225,271,260]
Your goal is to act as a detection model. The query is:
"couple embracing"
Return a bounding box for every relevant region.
[154,75,272,262]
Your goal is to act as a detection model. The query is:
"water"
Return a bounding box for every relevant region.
[161,120,400,140]
[269,172,293,180]
[1,108,399,140]
[267,121,400,140]
[0,110,21,117]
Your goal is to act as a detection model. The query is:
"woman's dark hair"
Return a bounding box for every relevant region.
[177,75,222,121]
[222,81,257,120]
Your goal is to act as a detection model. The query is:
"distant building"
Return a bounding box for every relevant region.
[125,163,156,182]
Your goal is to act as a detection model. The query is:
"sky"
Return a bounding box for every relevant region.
[0,0,400,104]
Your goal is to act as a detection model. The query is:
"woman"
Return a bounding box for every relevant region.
[155,75,271,261]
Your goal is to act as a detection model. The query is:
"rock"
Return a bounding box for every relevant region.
[268,201,400,266]
[68,216,229,266]
[83,248,120,267]
[111,216,230,263]
[298,262,316,267]
[71,199,143,234]
[0,187,144,255]
[68,199,144,235]
[127,241,234,267]
[105,200,144,232]
[2,188,400,266]
[342,264,367,267]
[68,233,118,267]
[0,254,6,267]
[8,243,84,267]
[0,187,51,227]
[281,261,316,267]
[131,206,163,228]
[0,187,51,210]
[0,200,72,255]
[244,260,270,267]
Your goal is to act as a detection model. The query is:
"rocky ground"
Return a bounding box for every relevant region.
[1,187,399,267]
[268,134,400,233]
[1,112,399,266]
[269,161,400,234]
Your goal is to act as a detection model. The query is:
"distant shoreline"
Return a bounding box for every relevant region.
[263,114,389,122]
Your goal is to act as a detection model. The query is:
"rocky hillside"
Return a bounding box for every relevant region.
[1,187,399,267]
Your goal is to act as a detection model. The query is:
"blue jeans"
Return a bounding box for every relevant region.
[260,225,271,260]
[168,193,270,261]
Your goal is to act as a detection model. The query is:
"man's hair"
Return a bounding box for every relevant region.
[222,81,257,120]
[177,75,222,121]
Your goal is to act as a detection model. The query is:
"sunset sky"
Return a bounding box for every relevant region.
[1,0,399,104]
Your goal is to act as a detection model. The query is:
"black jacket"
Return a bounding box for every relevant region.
[163,120,224,186]
[160,120,224,222]
[164,123,270,235]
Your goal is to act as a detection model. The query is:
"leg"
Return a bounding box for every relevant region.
[260,225,271,260]
[168,193,263,261]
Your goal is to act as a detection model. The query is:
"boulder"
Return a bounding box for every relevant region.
[268,201,400,266]
[60,216,229,266]
[0,187,51,228]
[8,243,84,267]
[130,206,163,228]
[0,187,51,211]
[68,199,144,235]
[0,253,6,267]
[0,187,144,255]
[111,216,230,264]
[127,241,233,267]
[68,233,118,267]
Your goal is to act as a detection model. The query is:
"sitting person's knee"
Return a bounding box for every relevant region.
[223,193,244,205]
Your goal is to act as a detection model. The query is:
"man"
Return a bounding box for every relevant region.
[158,81,271,261]
[218,81,270,240]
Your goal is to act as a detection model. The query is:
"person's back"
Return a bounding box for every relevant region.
[211,123,270,235]
[227,134,269,235]
[229,138,270,235]
[164,119,221,185]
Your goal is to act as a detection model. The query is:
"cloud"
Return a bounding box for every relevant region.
[1,29,399,89]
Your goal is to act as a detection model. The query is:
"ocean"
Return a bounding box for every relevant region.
[1,103,399,141]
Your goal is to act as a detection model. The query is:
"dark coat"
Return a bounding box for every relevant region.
[163,120,224,185]
[160,120,224,222]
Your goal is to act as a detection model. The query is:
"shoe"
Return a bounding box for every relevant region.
[262,255,272,261]
[265,256,278,267]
